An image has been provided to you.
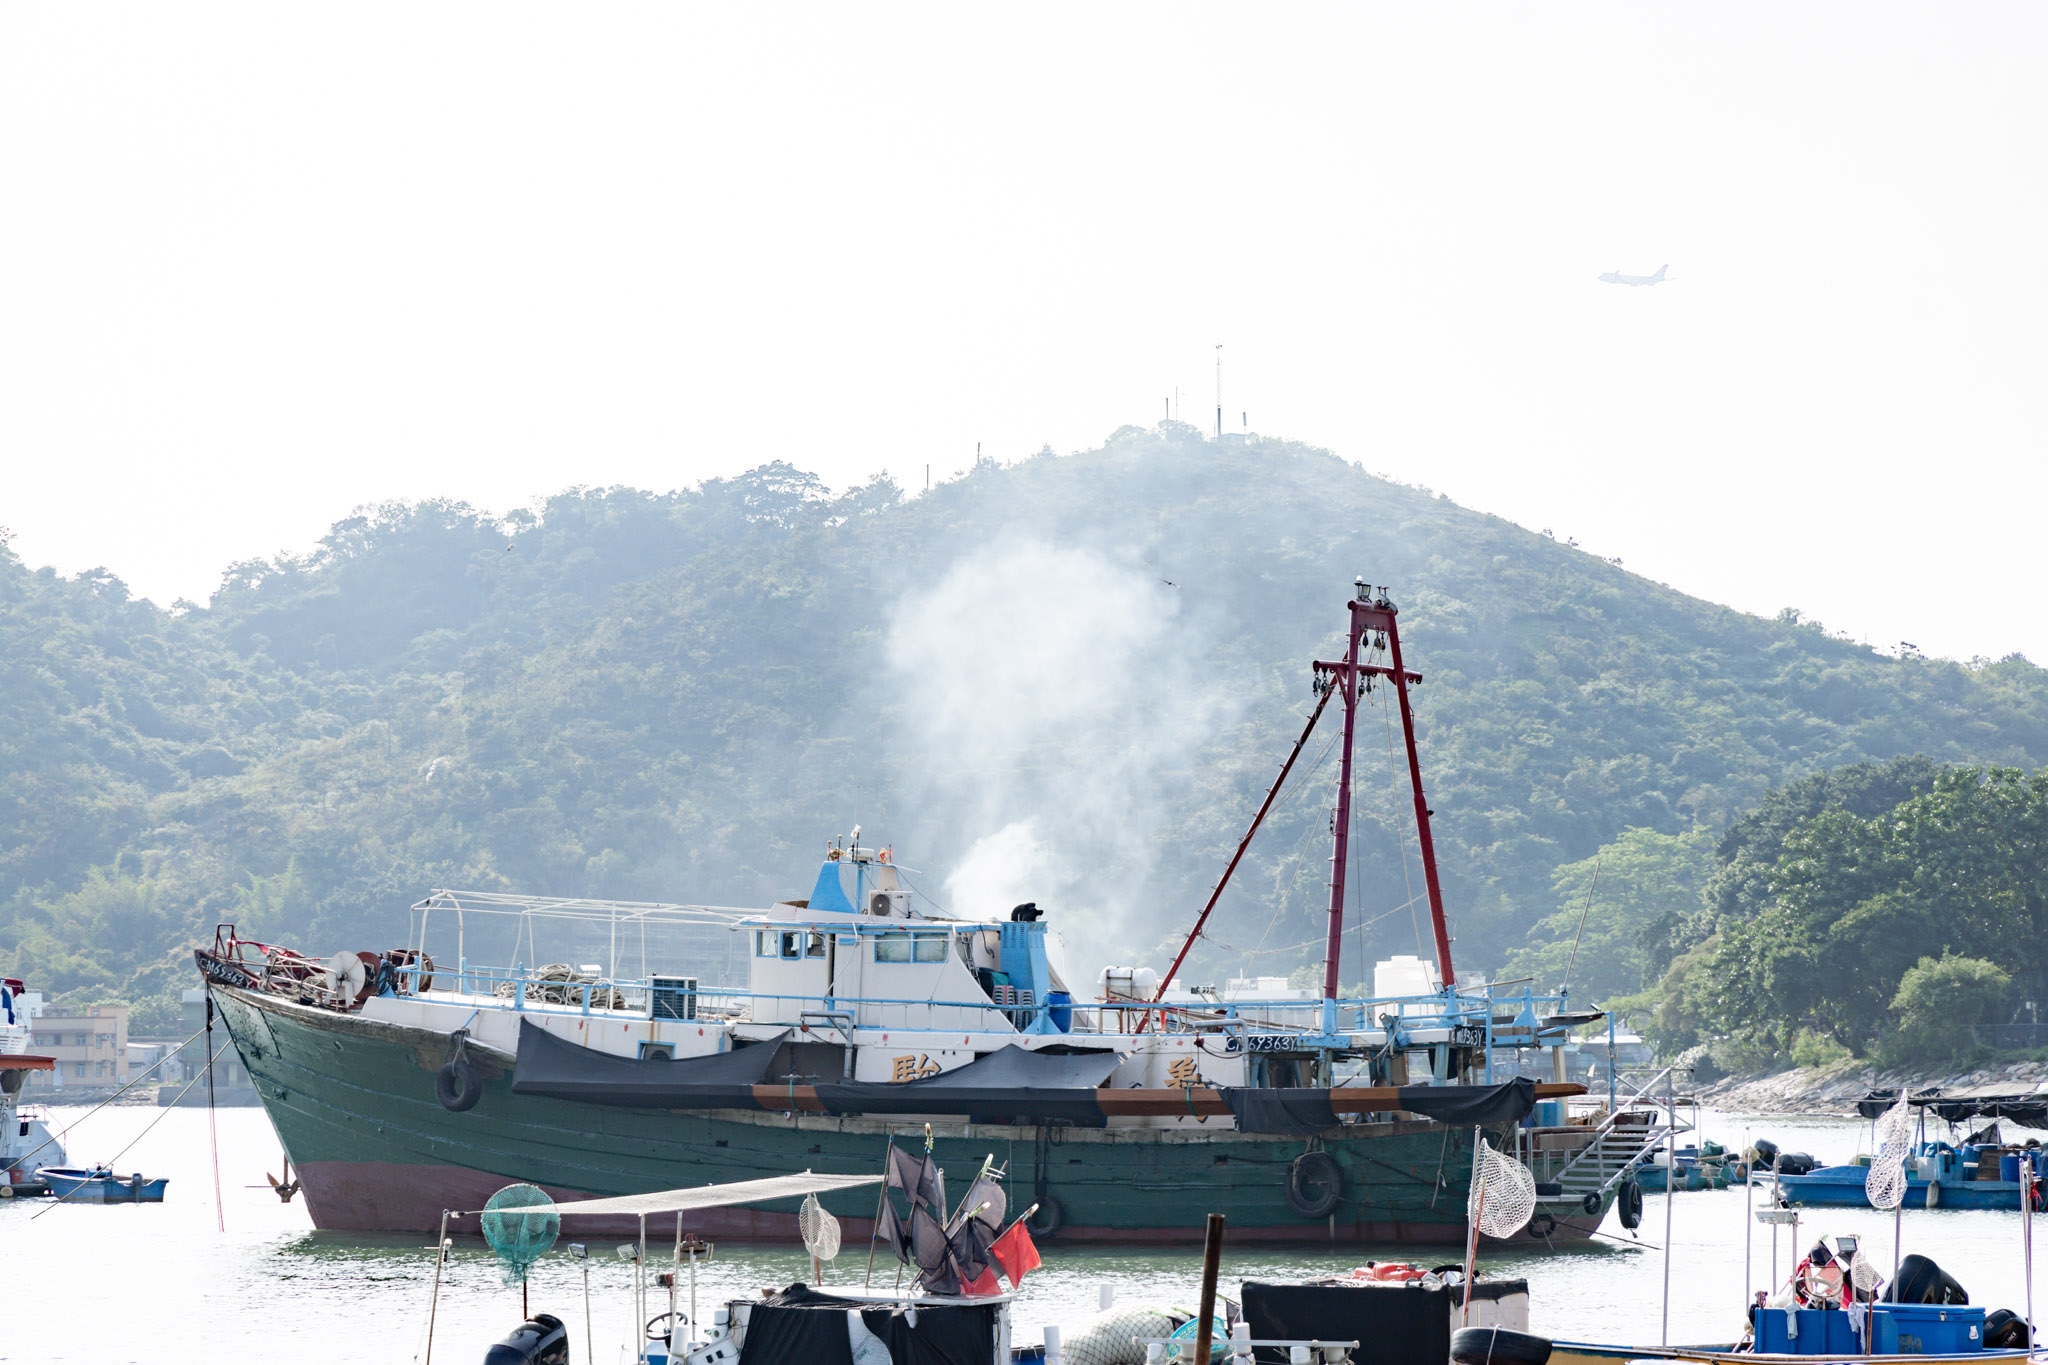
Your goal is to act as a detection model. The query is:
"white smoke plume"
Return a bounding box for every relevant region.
[882,539,1236,969]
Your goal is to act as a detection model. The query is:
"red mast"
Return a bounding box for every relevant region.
[1317,582,1456,991]
[1151,580,1456,1018]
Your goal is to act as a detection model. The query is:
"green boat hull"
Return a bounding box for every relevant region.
[212,985,1599,1245]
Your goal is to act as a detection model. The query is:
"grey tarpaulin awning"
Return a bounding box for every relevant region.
[1392,1077,1536,1126]
[1856,1089,2048,1128]
[813,1045,1123,1125]
[1227,1077,1539,1136]
[468,1171,883,1219]
[509,1019,790,1108]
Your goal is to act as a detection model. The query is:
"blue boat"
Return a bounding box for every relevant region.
[1776,1147,2035,1211]
[39,1166,169,1204]
[1774,1089,2048,1212]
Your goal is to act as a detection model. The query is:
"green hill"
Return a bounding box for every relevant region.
[6,427,2046,1028]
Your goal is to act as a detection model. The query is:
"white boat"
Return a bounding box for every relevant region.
[0,977,67,1193]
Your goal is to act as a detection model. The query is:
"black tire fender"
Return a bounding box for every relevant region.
[0,1068,23,1096]
[435,1057,482,1112]
[1581,1191,1602,1216]
[1026,1194,1063,1239]
[1527,1211,1556,1238]
[1285,1151,1343,1219]
[1452,1327,1554,1365]
[1618,1177,1644,1230]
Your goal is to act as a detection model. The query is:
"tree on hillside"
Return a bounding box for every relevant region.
[1691,766,2048,1059]
[1497,826,1715,1008]
[1887,952,2011,1066]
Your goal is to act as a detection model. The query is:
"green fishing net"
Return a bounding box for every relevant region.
[481,1183,559,1285]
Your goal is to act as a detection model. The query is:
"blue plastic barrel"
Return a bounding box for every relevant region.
[2001,1153,2022,1182]
[1046,990,1073,1033]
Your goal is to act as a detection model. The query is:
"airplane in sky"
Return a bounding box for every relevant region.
[1599,264,1669,286]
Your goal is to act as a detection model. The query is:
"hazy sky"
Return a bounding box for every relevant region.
[2,5,2041,662]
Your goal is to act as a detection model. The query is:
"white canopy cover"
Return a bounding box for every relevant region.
[468,1170,882,1219]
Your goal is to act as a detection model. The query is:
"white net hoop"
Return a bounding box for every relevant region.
[799,1193,843,1261]
[1865,1093,1915,1211]
[1469,1139,1537,1238]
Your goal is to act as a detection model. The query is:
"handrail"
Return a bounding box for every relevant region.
[1546,1066,1691,1192]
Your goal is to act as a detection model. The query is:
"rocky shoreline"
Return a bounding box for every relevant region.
[1696,1058,2048,1117]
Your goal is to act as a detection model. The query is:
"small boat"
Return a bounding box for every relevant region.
[1773,1091,2048,1211]
[39,1166,169,1203]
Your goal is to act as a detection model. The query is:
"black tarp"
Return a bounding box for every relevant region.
[1392,1078,1536,1127]
[736,1283,999,1365]
[813,1045,1122,1125]
[510,1021,790,1109]
[1856,1089,2048,1128]
[1225,1088,1340,1136]
[1243,1280,1452,1365]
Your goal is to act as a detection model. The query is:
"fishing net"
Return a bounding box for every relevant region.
[799,1193,842,1262]
[1865,1093,1915,1211]
[481,1183,560,1285]
[1468,1138,1537,1238]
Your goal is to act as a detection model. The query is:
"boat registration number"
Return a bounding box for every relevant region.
[1227,1034,1307,1054]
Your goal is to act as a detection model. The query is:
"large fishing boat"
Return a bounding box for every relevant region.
[197,583,1671,1243]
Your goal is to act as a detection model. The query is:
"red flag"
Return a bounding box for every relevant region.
[990,1220,1041,1287]
[959,1262,1003,1297]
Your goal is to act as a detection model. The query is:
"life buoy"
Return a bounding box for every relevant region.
[436,1058,482,1112]
[1286,1151,1343,1219]
[1027,1194,1064,1239]
[1618,1178,1643,1230]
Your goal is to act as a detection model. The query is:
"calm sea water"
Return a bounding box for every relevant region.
[8,1104,2042,1363]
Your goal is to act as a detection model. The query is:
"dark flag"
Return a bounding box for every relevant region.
[872,1195,910,1264]
[909,1203,960,1294]
[961,1174,1006,1234]
[949,1216,995,1283]
[887,1143,944,1214]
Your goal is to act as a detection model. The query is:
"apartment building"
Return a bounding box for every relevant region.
[28,1003,128,1089]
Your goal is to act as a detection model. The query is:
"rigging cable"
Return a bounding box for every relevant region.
[33,1032,227,1220]
[1227,728,1343,981]
[1378,665,1427,959]
[206,990,224,1231]
[13,1022,210,1171]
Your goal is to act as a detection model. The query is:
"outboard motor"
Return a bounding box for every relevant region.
[484,1314,568,1365]
[1884,1254,1969,1306]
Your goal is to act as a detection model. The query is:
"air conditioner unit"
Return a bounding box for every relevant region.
[650,976,698,1022]
[867,892,910,918]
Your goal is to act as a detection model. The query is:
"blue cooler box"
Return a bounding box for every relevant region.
[1755,1308,1867,1355]
[1877,1303,1985,1354]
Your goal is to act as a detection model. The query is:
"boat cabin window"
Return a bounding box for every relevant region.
[873,931,949,964]
[756,930,827,960]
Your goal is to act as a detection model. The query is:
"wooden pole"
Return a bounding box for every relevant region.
[1194,1212,1226,1365]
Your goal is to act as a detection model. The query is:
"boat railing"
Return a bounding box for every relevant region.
[398,959,1549,1046]
[1539,1065,1694,1197]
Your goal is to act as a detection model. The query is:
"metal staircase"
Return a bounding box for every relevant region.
[1527,1066,1692,1207]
